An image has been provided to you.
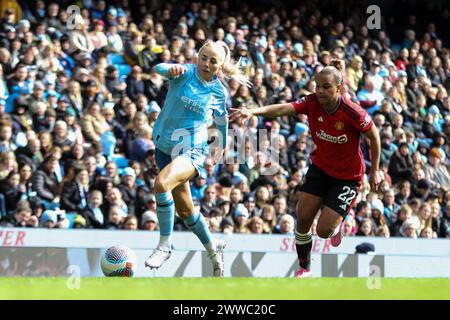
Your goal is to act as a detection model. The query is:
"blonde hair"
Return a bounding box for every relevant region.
[198,40,252,87]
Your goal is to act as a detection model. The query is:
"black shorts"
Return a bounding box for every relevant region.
[299,164,360,217]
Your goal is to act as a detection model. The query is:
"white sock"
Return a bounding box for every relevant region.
[158,235,171,250]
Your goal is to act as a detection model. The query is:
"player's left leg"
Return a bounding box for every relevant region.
[172,181,226,277]
[145,155,197,269]
[316,206,344,243]
[318,179,360,246]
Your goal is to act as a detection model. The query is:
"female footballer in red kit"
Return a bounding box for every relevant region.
[230,60,382,277]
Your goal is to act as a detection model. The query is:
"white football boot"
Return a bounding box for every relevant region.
[208,239,226,277]
[144,246,172,269]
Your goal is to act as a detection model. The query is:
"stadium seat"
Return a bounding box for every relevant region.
[65,212,76,229]
[107,53,126,65]
[113,156,129,169]
[115,64,132,79]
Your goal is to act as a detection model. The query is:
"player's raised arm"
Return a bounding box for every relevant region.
[229,103,296,122]
[152,63,187,79]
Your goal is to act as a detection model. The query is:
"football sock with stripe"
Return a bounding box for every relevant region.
[295,230,312,270]
[184,211,215,253]
[155,192,175,250]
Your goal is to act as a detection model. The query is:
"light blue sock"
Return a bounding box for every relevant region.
[184,212,213,245]
[155,192,175,247]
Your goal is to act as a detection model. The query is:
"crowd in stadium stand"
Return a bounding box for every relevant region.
[0,0,449,239]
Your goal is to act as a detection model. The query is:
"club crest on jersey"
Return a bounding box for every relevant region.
[335,121,344,130]
[318,116,323,122]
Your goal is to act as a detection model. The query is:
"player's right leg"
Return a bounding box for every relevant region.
[172,181,226,277]
[294,192,323,278]
[294,164,329,278]
[145,152,197,270]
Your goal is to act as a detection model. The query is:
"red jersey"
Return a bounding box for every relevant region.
[291,93,373,181]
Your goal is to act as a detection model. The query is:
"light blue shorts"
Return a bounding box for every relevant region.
[155,148,207,179]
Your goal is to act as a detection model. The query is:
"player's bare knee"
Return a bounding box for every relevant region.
[316,228,333,239]
[178,210,193,220]
[154,175,170,193]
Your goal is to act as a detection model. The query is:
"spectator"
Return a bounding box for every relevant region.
[419,227,434,239]
[247,216,265,234]
[390,204,413,237]
[233,203,250,233]
[60,166,90,213]
[102,186,128,218]
[104,206,125,230]
[191,175,208,202]
[388,142,414,185]
[342,215,355,237]
[382,188,400,224]
[122,215,138,230]
[439,202,450,238]
[81,102,110,151]
[371,199,388,228]
[260,204,277,233]
[375,225,390,238]
[0,150,17,180]
[126,65,146,102]
[31,155,60,206]
[424,147,450,190]
[356,218,375,237]
[275,214,295,235]
[80,189,104,228]
[0,171,23,214]
[200,185,217,216]
[118,167,139,215]
[40,209,58,228]
[141,210,158,231]
[15,138,43,171]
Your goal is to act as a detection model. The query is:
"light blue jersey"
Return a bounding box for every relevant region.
[153,63,229,157]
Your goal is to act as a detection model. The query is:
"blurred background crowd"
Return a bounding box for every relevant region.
[0,0,449,239]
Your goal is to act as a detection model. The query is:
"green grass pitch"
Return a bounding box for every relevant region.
[1,278,449,300]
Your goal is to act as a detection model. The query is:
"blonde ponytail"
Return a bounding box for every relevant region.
[198,40,252,88]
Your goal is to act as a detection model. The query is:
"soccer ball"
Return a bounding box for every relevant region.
[101,245,137,277]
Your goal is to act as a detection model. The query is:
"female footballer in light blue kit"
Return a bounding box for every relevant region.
[145,40,251,276]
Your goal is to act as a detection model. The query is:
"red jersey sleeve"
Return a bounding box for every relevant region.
[291,94,316,115]
[353,104,374,133]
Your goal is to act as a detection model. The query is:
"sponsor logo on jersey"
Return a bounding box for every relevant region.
[360,114,371,128]
[181,96,206,115]
[315,130,348,144]
[335,121,344,130]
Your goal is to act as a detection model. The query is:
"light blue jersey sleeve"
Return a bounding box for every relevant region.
[153,63,194,82]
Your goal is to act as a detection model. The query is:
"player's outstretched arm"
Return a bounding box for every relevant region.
[364,124,383,191]
[153,63,186,79]
[229,103,296,122]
